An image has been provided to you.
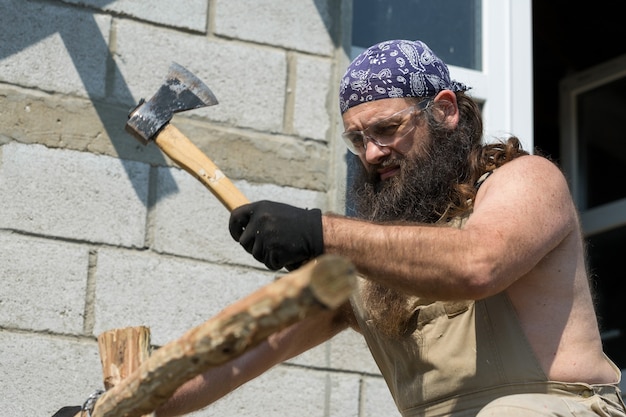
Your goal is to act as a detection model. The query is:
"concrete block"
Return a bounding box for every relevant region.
[113,20,287,132]
[0,142,149,247]
[151,166,241,266]
[327,371,362,416]
[362,375,401,416]
[60,0,208,32]
[0,83,333,192]
[93,247,275,346]
[0,85,162,162]
[0,232,89,334]
[0,331,101,416]
[293,54,334,141]
[206,366,334,416]
[0,0,110,98]
[152,166,326,268]
[169,118,331,190]
[330,328,382,375]
[215,0,335,56]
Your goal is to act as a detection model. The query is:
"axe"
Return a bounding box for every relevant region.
[126,62,249,211]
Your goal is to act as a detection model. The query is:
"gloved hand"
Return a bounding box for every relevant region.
[229,200,324,271]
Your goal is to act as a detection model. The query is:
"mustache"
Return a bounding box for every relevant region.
[366,156,407,183]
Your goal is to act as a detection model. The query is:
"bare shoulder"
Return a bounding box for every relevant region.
[475,154,573,210]
[468,154,579,263]
[499,154,563,175]
[488,154,566,187]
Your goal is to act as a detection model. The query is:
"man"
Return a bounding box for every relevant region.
[157,40,625,416]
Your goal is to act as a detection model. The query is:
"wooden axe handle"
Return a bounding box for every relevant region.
[155,124,250,211]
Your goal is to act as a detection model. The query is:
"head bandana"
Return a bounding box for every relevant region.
[339,40,470,114]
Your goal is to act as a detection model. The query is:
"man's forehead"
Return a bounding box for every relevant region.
[342,98,415,127]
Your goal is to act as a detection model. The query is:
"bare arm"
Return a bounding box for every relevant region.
[323,155,577,300]
[155,307,349,417]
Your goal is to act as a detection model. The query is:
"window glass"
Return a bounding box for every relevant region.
[576,75,626,209]
[352,0,482,70]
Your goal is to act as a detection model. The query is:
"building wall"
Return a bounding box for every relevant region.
[0,0,399,415]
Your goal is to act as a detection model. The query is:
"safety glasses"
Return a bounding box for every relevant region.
[342,100,431,155]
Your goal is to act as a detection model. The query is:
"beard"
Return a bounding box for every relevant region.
[349,126,473,338]
[350,127,471,223]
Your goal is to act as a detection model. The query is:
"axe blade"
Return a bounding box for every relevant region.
[126,62,218,144]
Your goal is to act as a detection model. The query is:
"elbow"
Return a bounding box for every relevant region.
[457,254,505,300]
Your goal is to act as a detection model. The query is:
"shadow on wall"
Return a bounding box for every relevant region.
[314,0,345,48]
[0,0,344,206]
[0,0,177,206]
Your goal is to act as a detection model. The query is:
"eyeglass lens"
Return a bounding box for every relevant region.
[342,102,426,155]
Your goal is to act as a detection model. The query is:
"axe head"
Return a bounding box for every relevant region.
[126,62,218,144]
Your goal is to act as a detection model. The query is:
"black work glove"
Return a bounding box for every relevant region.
[229,200,324,271]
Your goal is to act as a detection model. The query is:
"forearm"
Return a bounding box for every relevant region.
[321,157,577,300]
[321,214,509,300]
[155,360,244,417]
[323,215,467,295]
[155,336,284,417]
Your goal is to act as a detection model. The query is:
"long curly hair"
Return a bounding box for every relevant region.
[353,95,532,338]
[426,92,529,219]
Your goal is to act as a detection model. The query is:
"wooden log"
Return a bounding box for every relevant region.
[87,254,355,417]
[98,327,152,391]
[97,327,154,417]
[69,329,155,417]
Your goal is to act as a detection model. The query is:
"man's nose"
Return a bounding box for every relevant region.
[363,139,391,164]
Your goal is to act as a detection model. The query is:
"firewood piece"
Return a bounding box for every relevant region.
[97,326,154,417]
[90,254,356,417]
[98,326,152,391]
[69,328,155,416]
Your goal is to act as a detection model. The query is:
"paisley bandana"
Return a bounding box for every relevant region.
[339,39,470,114]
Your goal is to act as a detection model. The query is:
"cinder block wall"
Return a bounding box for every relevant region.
[0,0,400,416]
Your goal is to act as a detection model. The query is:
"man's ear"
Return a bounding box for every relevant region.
[432,90,459,128]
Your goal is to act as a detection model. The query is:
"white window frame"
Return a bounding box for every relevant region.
[448,0,534,151]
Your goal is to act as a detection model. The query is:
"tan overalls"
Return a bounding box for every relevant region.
[350,212,625,416]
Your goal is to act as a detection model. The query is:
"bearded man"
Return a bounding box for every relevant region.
[156,40,625,417]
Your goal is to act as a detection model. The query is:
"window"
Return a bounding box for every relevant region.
[352,0,482,70]
[560,58,626,212]
[348,0,534,151]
